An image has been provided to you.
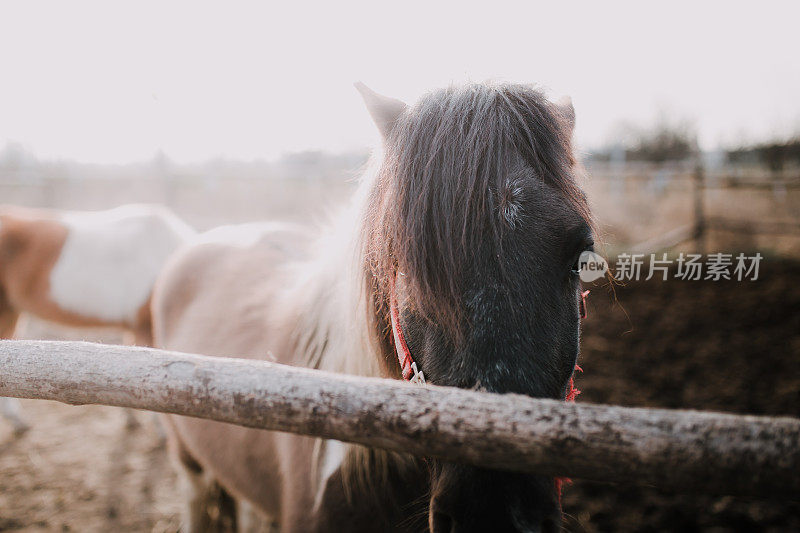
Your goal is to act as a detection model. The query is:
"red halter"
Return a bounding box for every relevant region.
[557,289,590,503]
[389,275,425,383]
[579,289,590,319]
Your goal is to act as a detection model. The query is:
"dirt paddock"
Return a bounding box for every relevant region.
[1,260,799,532]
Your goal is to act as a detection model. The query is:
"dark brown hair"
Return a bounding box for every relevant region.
[364,82,590,342]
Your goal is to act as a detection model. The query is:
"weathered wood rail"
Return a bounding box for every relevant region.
[1,340,798,499]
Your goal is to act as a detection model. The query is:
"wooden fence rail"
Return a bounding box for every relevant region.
[1,340,799,499]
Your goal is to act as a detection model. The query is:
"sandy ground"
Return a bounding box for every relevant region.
[0,401,180,532]
[0,322,182,532]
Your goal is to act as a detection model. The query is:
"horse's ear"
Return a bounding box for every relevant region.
[355,82,407,139]
[555,96,575,135]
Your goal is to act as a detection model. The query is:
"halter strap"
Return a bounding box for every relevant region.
[389,275,425,384]
[558,290,589,504]
[580,289,590,319]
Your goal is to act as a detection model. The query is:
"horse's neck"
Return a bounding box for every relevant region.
[290,165,427,515]
[285,200,382,379]
[293,229,424,512]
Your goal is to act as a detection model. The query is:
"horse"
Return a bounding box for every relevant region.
[152,81,592,532]
[0,203,196,433]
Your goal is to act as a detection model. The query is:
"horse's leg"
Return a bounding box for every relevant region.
[237,498,278,533]
[120,319,155,431]
[0,302,19,339]
[147,411,167,444]
[172,446,217,532]
[122,409,141,429]
[117,328,141,428]
[0,398,29,436]
[164,423,230,532]
[0,303,30,436]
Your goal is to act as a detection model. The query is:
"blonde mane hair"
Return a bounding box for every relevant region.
[275,153,418,506]
[282,156,385,378]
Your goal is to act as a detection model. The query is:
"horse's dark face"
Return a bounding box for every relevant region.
[394,173,591,397]
[361,83,591,532]
[394,172,589,533]
[410,183,590,531]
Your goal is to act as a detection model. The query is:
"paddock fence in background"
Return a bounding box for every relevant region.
[583,162,800,256]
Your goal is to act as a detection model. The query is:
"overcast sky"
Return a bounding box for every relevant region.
[1,1,798,163]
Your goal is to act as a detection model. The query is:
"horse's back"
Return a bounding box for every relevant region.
[152,221,308,359]
[0,206,70,319]
[49,204,196,325]
[0,204,195,330]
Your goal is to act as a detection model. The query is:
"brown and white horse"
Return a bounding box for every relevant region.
[0,204,195,433]
[153,82,592,532]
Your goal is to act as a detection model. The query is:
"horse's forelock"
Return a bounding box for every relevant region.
[364,82,590,343]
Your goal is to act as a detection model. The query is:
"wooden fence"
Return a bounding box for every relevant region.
[692,168,800,253]
[1,340,798,499]
[599,166,800,254]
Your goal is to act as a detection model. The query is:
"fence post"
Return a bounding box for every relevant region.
[692,162,706,254]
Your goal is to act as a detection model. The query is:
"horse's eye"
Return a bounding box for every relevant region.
[570,242,595,275]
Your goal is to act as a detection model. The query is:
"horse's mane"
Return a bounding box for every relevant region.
[364,82,590,342]
[280,159,422,511]
[282,165,381,377]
